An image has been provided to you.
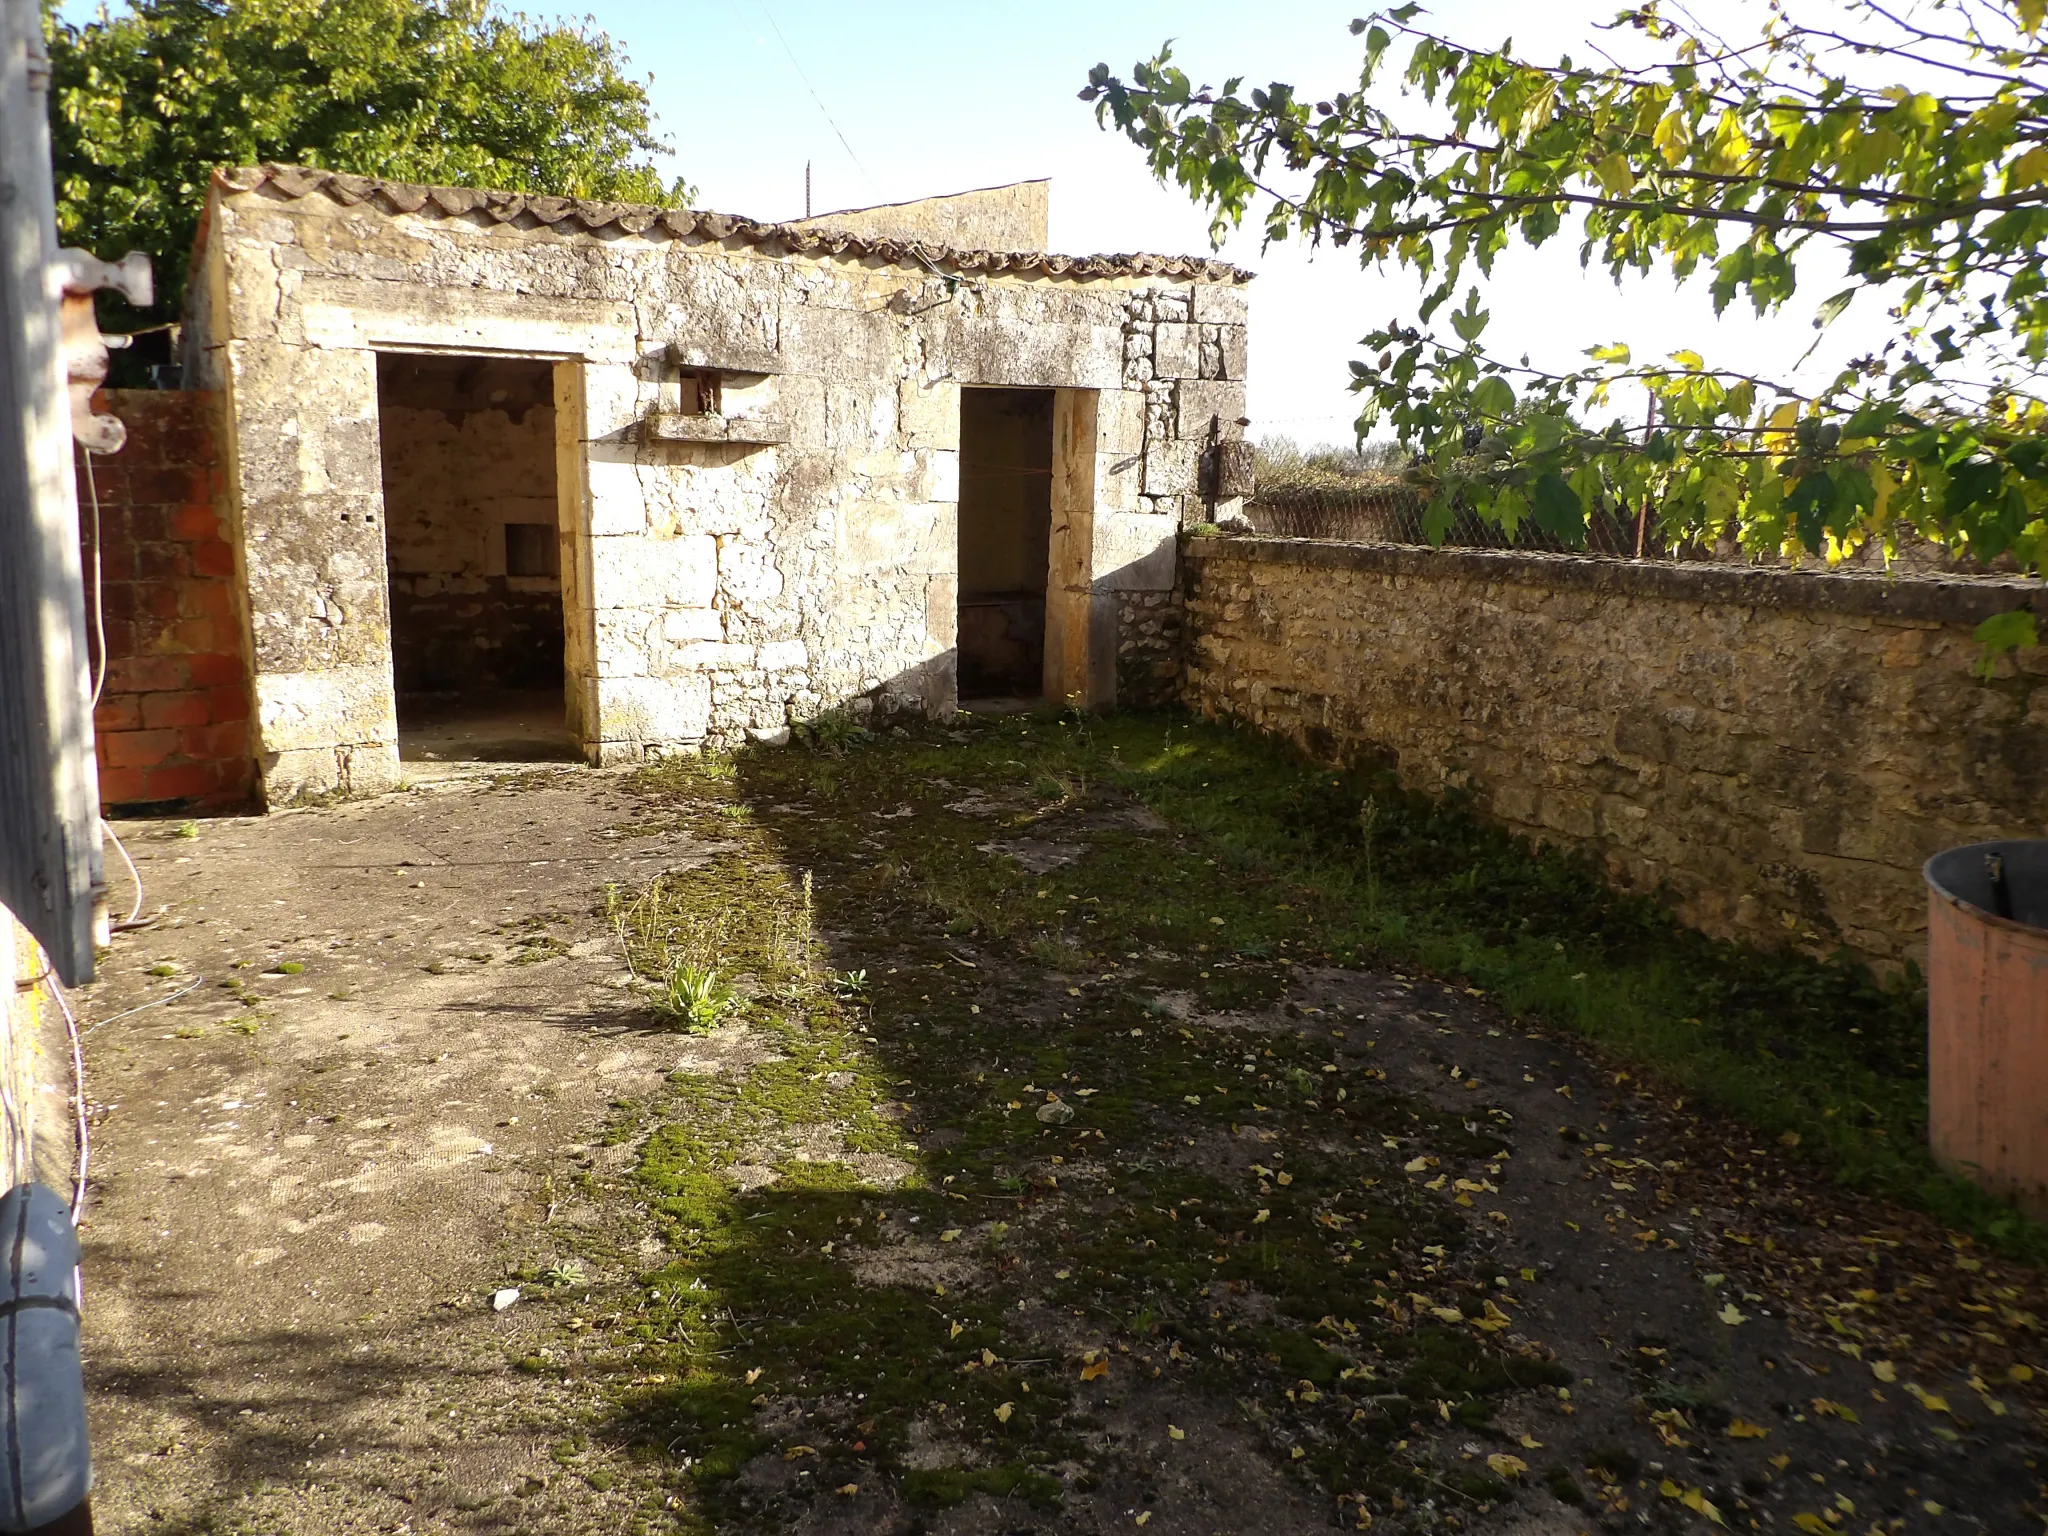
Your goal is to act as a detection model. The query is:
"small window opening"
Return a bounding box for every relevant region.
[679,367,723,416]
[504,521,558,578]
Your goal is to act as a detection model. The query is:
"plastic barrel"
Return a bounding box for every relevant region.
[1925,840,2048,1217]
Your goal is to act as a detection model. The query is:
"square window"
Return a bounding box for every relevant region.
[504,521,558,578]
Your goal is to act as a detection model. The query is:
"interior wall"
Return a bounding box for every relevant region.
[375,355,562,697]
[958,387,1053,697]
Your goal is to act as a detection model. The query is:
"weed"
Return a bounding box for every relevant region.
[173,820,199,840]
[658,963,740,1033]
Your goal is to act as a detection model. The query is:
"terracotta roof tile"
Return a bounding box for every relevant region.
[217,165,1254,284]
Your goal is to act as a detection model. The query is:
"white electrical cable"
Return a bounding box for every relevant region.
[38,981,89,1228]
[81,448,106,712]
[78,975,203,1036]
[100,819,145,929]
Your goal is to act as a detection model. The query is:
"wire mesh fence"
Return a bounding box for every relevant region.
[1244,480,1663,557]
[1240,478,2033,576]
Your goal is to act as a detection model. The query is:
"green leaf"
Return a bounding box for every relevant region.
[1972,608,2040,680]
[1531,472,1586,543]
[1470,375,1517,422]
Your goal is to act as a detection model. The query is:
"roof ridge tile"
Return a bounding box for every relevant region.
[222,164,1252,284]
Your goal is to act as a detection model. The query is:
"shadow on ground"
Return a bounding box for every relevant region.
[568,711,2048,1536]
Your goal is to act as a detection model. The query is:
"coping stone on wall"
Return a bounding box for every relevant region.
[1182,536,2044,626]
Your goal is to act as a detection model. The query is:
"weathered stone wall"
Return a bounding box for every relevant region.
[185,169,1249,801]
[77,390,256,812]
[1182,538,2048,964]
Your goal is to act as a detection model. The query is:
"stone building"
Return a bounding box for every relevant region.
[177,165,1251,803]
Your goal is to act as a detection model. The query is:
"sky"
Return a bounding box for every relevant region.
[62,0,1884,446]
[568,0,1877,448]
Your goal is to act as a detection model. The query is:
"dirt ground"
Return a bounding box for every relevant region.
[74,728,2048,1536]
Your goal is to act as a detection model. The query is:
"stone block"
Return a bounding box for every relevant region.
[1092,512,1178,591]
[1192,284,1248,327]
[1142,438,1200,498]
[899,377,960,451]
[1152,324,1201,380]
[591,532,716,609]
[599,673,712,747]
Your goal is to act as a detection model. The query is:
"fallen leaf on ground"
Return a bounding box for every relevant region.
[1871,1360,1896,1383]
[1486,1454,1528,1479]
[1727,1419,1769,1439]
[1168,1425,1185,1441]
[1717,1303,1748,1326]
[993,1402,1014,1423]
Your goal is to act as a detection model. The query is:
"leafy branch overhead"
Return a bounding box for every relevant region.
[1084,0,2048,575]
[46,0,690,323]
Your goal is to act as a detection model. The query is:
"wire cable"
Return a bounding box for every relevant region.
[100,820,145,929]
[81,448,106,712]
[78,975,203,1036]
[39,980,89,1227]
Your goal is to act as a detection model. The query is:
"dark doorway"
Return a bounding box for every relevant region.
[375,353,576,762]
[957,387,1053,699]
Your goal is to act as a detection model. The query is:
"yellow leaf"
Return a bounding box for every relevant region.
[745,1368,763,1384]
[950,1320,964,1339]
[1717,1303,1748,1326]
[1727,1418,1770,1439]
[1592,151,1634,193]
[1792,1514,1829,1534]
[2009,144,2048,192]
[836,1483,860,1496]
[940,1228,962,1243]
[1404,1156,1434,1173]
[1769,1454,1791,1471]
[1487,1453,1529,1479]
[785,1445,817,1460]
[1081,1358,1110,1382]
[1253,1209,1271,1224]
[1276,1171,1293,1186]
[1168,1425,1185,1441]
[2008,1364,2035,1384]
[1906,1384,1951,1414]
[994,1401,1014,1423]
[1653,109,1693,165]
[1871,1359,1896,1382]
[1135,1515,1151,1528]
[1811,1397,1861,1423]
[1474,1300,1513,1333]
[1431,1306,1466,1324]
[982,1348,998,1366]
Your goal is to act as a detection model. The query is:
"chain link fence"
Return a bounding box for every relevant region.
[1244,479,1664,557]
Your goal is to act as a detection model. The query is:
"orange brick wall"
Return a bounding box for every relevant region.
[78,390,257,812]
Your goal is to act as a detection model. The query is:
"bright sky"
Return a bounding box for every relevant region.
[63,0,1884,446]
[578,0,1875,448]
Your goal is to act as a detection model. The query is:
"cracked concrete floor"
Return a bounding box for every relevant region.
[77,766,690,1533]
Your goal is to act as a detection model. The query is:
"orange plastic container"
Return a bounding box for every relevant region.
[1925,841,2048,1217]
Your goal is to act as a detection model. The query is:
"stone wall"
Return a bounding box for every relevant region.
[1181,538,2048,965]
[78,390,256,812]
[185,168,1250,801]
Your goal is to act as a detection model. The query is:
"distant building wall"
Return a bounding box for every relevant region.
[77,389,256,812]
[1180,537,2048,966]
[793,181,1050,252]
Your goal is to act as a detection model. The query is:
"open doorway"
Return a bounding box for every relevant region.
[957,386,1053,701]
[375,353,576,763]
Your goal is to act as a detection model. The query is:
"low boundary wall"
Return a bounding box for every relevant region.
[1181,537,2046,964]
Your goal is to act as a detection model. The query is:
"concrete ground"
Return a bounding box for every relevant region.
[73,749,2048,1535]
[79,765,693,1532]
